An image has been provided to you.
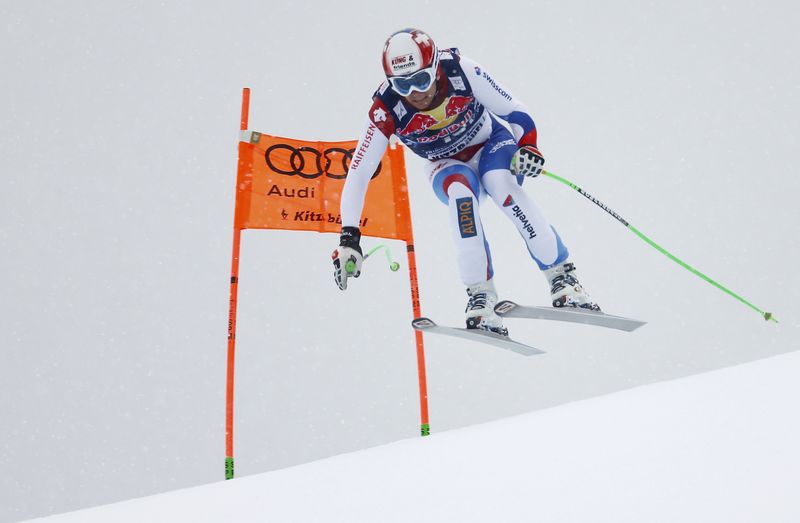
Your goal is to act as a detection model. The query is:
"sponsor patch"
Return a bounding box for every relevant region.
[372,107,387,122]
[481,72,512,101]
[391,54,412,66]
[489,138,516,154]
[449,76,466,90]
[292,211,368,227]
[393,100,407,120]
[398,112,439,136]
[428,117,484,160]
[267,184,315,199]
[391,54,417,72]
[456,197,477,238]
[511,204,537,240]
[503,195,515,207]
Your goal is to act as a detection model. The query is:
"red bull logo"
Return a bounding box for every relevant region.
[398,113,439,136]
[417,109,474,143]
[444,95,472,118]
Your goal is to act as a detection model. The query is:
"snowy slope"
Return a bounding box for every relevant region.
[32,351,800,523]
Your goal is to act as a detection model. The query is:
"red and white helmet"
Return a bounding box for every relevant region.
[381,29,439,95]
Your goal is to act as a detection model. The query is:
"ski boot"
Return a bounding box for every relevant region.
[544,261,601,311]
[465,279,509,336]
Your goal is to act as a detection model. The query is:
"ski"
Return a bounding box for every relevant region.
[494,300,646,332]
[411,317,545,356]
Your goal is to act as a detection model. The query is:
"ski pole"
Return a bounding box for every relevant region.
[542,170,777,323]
[345,244,400,274]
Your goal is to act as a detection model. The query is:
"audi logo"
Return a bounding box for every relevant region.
[264,144,382,180]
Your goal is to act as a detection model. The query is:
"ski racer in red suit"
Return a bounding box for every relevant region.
[332,28,600,335]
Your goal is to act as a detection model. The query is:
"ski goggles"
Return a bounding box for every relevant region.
[388,62,438,96]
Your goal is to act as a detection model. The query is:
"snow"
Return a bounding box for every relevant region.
[31,351,800,522]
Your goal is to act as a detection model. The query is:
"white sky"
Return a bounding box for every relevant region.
[1,1,798,521]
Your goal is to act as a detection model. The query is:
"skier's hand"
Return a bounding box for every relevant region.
[332,247,363,290]
[510,145,545,178]
[332,226,363,291]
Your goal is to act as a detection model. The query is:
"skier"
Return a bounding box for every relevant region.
[332,28,600,336]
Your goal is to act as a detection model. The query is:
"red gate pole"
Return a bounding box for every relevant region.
[406,238,430,435]
[389,143,430,436]
[225,87,250,479]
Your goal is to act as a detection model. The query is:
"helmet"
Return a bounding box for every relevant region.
[381,28,439,96]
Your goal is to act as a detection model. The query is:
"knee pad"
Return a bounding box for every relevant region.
[430,161,481,205]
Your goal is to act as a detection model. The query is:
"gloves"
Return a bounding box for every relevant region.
[510,145,545,178]
[332,226,363,290]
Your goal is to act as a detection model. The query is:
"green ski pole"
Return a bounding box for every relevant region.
[345,244,400,274]
[542,170,777,323]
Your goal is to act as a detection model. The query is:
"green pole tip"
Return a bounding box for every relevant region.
[225,457,235,480]
[390,262,400,272]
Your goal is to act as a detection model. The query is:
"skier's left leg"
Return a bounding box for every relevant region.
[477,121,600,310]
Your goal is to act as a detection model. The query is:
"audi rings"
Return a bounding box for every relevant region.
[264,144,382,180]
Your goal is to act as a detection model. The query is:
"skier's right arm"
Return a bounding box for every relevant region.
[334,101,392,290]
[339,117,390,229]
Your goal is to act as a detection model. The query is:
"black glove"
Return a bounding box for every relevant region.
[332,226,363,290]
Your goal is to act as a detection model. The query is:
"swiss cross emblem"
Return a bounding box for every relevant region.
[372,107,388,122]
[413,33,430,45]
